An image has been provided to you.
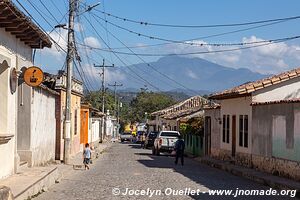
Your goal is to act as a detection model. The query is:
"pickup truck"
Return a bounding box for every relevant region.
[120,132,133,142]
[152,131,180,155]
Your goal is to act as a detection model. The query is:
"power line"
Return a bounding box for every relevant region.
[90,13,201,96]
[89,20,293,50]
[92,14,298,47]
[16,0,93,92]
[78,35,300,57]
[13,0,66,54]
[93,9,300,28]
[89,13,200,95]
[75,12,102,89]
[82,15,161,91]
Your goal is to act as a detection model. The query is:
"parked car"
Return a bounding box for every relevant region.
[152,131,180,155]
[120,132,133,142]
[144,131,158,148]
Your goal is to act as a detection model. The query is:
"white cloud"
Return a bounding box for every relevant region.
[84,36,101,48]
[42,29,68,61]
[162,36,300,74]
[186,69,199,79]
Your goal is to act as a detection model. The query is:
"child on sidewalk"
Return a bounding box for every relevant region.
[83,143,92,170]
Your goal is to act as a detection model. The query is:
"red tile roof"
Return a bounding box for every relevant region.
[209,67,300,100]
[251,98,300,106]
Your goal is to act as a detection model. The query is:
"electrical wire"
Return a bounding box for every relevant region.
[92,14,298,47]
[90,13,201,96]
[78,35,300,57]
[93,9,300,28]
[89,20,293,50]
[16,0,93,92]
[82,15,161,91]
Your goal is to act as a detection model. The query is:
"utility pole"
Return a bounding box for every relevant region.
[94,59,114,142]
[117,97,123,124]
[64,0,77,164]
[108,82,123,138]
[108,81,123,117]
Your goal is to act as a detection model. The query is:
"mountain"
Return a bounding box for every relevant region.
[122,56,268,93]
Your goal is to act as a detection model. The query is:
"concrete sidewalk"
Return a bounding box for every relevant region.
[0,142,111,200]
[196,157,300,197]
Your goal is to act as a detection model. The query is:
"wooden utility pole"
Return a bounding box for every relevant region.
[94,59,114,141]
[108,81,123,117]
[64,0,77,164]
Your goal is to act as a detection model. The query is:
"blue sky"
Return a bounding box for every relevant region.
[15,0,300,90]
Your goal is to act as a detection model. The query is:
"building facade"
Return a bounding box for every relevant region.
[17,85,58,167]
[55,72,83,160]
[208,67,300,180]
[80,104,104,148]
[0,1,51,179]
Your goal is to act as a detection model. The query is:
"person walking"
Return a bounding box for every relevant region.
[174,135,185,166]
[83,143,92,170]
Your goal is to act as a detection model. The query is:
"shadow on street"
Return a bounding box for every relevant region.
[129,144,293,200]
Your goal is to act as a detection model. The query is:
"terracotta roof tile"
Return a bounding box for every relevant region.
[210,67,300,100]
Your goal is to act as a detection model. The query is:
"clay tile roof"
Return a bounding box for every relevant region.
[0,0,52,48]
[209,67,300,100]
[251,98,300,106]
[151,96,208,116]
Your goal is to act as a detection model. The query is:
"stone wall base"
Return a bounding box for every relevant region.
[211,149,300,181]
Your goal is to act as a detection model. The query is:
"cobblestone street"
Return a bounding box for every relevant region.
[34,143,294,200]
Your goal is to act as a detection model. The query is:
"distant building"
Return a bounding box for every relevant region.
[208,67,300,181]
[151,96,207,132]
[151,96,208,156]
[0,1,51,179]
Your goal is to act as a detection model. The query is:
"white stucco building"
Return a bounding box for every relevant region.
[0,1,51,179]
[17,85,58,167]
[208,67,300,181]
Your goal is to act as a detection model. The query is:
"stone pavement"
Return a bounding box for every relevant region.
[33,142,296,200]
[0,142,110,200]
[196,157,300,198]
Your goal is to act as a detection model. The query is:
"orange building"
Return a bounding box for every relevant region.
[54,71,83,161]
[80,103,105,148]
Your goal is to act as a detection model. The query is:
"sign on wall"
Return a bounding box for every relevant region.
[23,66,44,87]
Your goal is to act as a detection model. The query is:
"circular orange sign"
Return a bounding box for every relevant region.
[24,66,44,87]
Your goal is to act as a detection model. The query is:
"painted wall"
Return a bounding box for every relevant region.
[252,103,300,161]
[18,85,57,166]
[253,76,300,102]
[205,108,221,150]
[0,28,32,179]
[220,96,252,154]
[89,118,101,144]
[30,87,56,166]
[56,90,82,159]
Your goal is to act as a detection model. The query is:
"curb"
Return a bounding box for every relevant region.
[14,167,59,200]
[197,158,300,198]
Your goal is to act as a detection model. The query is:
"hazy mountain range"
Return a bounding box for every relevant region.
[122,56,268,95]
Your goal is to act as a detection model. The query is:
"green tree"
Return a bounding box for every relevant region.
[125,91,176,122]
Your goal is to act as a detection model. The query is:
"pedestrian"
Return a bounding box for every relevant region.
[174,135,185,166]
[141,132,146,148]
[83,143,92,170]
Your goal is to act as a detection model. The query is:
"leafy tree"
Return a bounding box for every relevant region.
[125,91,176,122]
